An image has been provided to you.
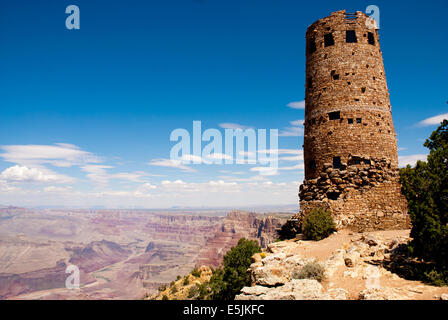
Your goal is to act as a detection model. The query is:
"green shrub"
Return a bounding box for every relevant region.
[162,295,169,300]
[158,284,167,292]
[191,268,201,278]
[277,219,301,240]
[302,208,335,240]
[292,261,326,282]
[400,120,448,283]
[176,275,181,281]
[171,285,178,294]
[196,283,210,300]
[183,277,189,286]
[209,238,261,300]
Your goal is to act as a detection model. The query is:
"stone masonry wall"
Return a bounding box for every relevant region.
[298,10,409,231]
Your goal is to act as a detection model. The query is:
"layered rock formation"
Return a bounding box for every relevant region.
[0,207,288,299]
[195,211,285,268]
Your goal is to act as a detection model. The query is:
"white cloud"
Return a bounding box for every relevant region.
[81,165,114,185]
[286,101,305,109]
[258,149,302,155]
[219,123,253,130]
[134,182,157,197]
[279,119,305,137]
[0,180,19,192]
[0,178,302,208]
[81,165,152,185]
[205,153,233,161]
[0,143,100,168]
[289,119,305,126]
[161,179,186,185]
[148,159,196,172]
[417,113,448,127]
[44,186,73,193]
[0,143,149,188]
[0,165,74,183]
[278,127,304,137]
[279,155,304,162]
[250,163,304,175]
[398,154,428,167]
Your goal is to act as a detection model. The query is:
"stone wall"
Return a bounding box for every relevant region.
[298,10,409,231]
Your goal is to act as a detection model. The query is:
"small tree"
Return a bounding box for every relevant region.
[210,238,261,300]
[400,120,448,283]
[277,219,301,240]
[302,208,335,240]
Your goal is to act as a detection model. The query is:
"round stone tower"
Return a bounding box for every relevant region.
[297,10,409,232]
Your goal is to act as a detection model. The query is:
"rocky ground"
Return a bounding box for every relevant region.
[236,229,448,300]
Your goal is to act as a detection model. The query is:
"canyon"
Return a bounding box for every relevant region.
[0,206,288,299]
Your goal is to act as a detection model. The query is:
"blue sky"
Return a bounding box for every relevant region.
[0,0,446,208]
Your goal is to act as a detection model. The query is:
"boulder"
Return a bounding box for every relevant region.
[344,250,360,268]
[362,235,379,246]
[252,265,288,286]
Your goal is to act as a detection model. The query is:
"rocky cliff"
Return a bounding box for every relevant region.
[195,211,285,268]
[0,208,288,299]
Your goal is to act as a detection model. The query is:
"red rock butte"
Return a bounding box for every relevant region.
[296,10,409,232]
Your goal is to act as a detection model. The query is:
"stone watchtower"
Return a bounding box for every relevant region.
[297,10,409,231]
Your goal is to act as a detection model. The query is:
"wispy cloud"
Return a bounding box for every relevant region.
[0,143,101,168]
[286,101,305,109]
[219,123,254,130]
[148,159,197,172]
[417,113,448,127]
[258,149,302,155]
[279,119,305,137]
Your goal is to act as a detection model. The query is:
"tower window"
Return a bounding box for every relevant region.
[309,160,316,170]
[308,38,317,54]
[324,33,335,47]
[361,87,366,93]
[368,32,375,45]
[356,118,362,123]
[333,157,342,169]
[346,30,357,43]
[328,111,340,120]
[327,192,341,200]
[348,118,354,124]
[330,70,339,80]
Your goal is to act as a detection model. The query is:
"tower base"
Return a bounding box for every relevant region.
[296,158,410,232]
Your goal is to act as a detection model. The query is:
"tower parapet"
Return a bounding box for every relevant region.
[297,10,409,232]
